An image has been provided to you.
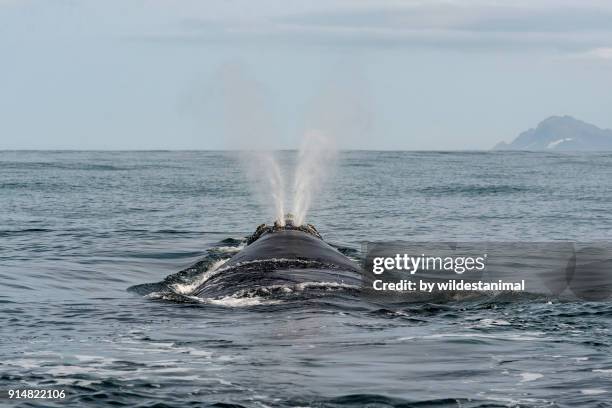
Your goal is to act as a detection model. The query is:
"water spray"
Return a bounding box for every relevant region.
[261,154,286,226]
[236,151,287,226]
[243,132,336,227]
[292,130,337,225]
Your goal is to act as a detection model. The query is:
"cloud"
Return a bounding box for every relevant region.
[150,0,612,54]
[7,0,608,55]
[571,47,612,60]
[280,2,612,34]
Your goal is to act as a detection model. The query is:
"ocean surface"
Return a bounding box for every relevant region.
[1,150,612,407]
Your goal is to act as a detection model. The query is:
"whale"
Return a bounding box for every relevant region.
[193,226,361,298]
[128,218,362,301]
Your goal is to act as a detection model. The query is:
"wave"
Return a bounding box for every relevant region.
[203,281,360,306]
[300,394,523,408]
[0,161,127,171]
[193,295,283,307]
[171,258,229,295]
[420,184,530,196]
[144,280,360,308]
[0,228,54,236]
[0,161,183,171]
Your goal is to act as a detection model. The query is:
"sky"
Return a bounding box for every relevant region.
[1,0,611,150]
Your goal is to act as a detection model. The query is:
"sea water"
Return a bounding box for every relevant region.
[1,150,612,407]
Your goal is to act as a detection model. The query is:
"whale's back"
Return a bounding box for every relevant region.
[192,230,361,298]
[226,230,359,271]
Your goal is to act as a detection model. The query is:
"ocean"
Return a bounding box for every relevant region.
[1,150,611,407]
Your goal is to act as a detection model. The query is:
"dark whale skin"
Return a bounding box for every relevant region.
[192,230,361,298]
[226,230,360,271]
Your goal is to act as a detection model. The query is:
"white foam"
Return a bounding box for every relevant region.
[519,372,543,382]
[210,244,245,253]
[198,377,233,385]
[47,365,100,376]
[150,367,192,374]
[207,280,358,302]
[581,389,607,395]
[397,331,546,342]
[203,295,283,307]
[296,281,358,291]
[74,355,110,363]
[171,258,229,295]
[7,359,45,369]
[187,349,213,357]
[475,318,511,327]
[187,280,356,308]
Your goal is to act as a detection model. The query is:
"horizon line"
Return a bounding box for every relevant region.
[1,148,609,153]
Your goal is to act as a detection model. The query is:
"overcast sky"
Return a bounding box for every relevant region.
[1,0,611,150]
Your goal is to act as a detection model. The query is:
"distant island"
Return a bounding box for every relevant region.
[493,116,612,151]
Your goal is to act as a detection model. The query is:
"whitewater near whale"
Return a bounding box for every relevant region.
[128,215,362,303]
